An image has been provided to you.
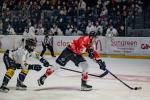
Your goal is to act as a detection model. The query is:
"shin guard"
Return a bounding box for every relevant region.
[18,69,29,82]
[2,69,15,86]
[45,68,54,77]
[82,72,88,81]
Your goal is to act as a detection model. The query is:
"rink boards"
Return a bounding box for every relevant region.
[0,35,150,58]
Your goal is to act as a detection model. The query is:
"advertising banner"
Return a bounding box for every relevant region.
[106,37,139,55]
[53,36,79,52]
[138,37,150,55]
[0,35,150,56]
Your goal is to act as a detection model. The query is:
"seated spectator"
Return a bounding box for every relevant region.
[65,24,73,36]
[50,24,63,36]
[78,0,86,16]
[71,27,83,36]
[6,24,16,35]
[95,21,103,36]
[86,21,95,35]
[36,24,44,35]
[28,24,36,39]
[105,25,118,38]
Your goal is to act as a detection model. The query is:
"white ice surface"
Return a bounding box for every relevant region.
[0,54,150,100]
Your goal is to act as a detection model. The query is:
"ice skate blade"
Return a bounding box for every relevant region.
[16,87,27,90]
[81,87,92,91]
[0,89,9,93]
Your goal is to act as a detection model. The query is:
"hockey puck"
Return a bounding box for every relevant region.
[134,87,142,90]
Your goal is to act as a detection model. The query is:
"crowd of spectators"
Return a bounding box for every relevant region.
[0,0,143,36]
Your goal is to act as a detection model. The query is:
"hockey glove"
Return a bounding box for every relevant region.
[40,58,49,67]
[86,48,94,59]
[28,64,42,71]
[96,59,106,71]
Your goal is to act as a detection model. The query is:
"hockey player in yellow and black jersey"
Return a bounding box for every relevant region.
[0,38,51,93]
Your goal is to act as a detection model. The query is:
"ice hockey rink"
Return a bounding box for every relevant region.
[0,54,150,100]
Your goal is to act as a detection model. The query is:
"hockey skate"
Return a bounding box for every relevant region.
[0,86,9,93]
[16,78,27,90]
[37,76,46,86]
[81,80,92,91]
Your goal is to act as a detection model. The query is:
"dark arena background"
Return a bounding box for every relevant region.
[0,0,150,100]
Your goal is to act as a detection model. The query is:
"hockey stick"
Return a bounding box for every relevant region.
[105,68,142,90]
[60,67,108,78]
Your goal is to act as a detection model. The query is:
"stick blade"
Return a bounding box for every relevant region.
[134,87,142,90]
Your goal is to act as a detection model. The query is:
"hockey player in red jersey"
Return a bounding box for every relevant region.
[38,31,106,91]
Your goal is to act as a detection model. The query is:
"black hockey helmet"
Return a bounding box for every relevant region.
[25,38,37,52]
[89,31,97,38]
[88,31,97,45]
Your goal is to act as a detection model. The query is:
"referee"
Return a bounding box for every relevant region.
[40,34,56,57]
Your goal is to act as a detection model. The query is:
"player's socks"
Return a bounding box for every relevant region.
[38,68,54,86]
[81,72,92,91]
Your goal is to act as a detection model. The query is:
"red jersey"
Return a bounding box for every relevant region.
[68,36,100,59]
